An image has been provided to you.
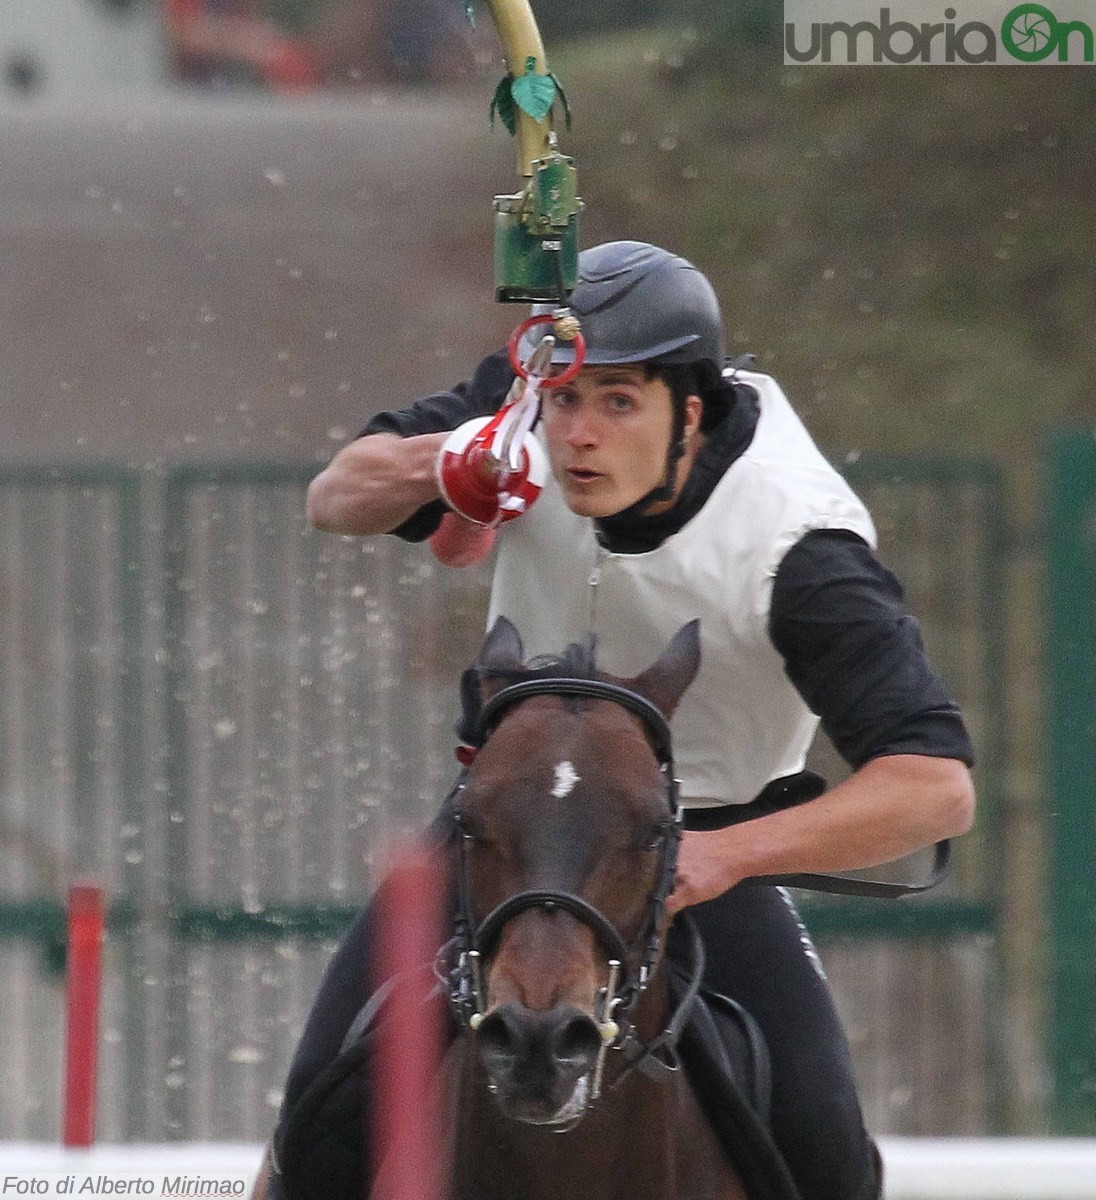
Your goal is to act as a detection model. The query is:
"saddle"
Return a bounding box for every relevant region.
[272,966,801,1200]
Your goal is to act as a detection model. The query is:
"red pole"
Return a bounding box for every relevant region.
[63,881,105,1148]
[372,844,446,1200]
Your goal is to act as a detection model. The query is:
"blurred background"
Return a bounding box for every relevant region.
[0,0,1093,1152]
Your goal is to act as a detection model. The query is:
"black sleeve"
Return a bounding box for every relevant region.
[768,529,975,770]
[360,349,513,542]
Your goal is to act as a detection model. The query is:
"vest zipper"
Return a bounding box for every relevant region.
[587,546,608,632]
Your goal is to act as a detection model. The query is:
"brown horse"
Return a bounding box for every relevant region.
[433,616,749,1200]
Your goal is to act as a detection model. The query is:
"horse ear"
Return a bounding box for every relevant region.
[630,620,701,718]
[476,615,525,680]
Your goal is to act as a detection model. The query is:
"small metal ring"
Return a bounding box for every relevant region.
[507,314,586,386]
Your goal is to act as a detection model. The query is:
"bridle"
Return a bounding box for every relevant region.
[442,676,690,1095]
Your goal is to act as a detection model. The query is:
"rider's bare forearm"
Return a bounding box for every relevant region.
[736,754,974,875]
[667,754,975,913]
[306,432,448,536]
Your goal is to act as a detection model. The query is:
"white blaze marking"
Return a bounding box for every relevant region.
[551,760,581,799]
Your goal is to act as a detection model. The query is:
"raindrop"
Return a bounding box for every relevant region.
[228,1045,265,1065]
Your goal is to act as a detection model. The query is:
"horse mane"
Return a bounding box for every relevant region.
[505,634,601,682]
[456,634,601,746]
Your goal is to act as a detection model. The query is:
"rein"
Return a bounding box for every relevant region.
[444,676,685,1090]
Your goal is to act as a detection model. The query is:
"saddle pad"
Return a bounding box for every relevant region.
[668,971,803,1200]
[273,1032,372,1200]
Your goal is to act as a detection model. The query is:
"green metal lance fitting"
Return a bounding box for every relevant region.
[483,0,582,303]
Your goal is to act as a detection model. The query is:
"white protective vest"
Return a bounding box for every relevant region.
[487,371,877,808]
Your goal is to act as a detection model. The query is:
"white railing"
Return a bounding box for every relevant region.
[883,1138,1096,1200]
[4,1140,1096,1199]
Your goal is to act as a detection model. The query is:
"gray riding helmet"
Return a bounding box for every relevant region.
[522,242,728,512]
[520,241,726,374]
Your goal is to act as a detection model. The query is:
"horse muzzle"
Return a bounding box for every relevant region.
[476,1002,605,1125]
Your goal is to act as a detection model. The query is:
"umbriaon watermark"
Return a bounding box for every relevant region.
[784,2,1095,64]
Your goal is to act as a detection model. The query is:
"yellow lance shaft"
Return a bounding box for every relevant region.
[483,0,552,178]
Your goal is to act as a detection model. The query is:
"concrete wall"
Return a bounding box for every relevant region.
[0,91,515,465]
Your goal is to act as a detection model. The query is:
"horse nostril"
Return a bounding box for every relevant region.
[477,1005,601,1073]
[551,1012,602,1066]
[477,1008,520,1064]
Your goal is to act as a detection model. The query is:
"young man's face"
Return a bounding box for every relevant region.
[540,365,701,519]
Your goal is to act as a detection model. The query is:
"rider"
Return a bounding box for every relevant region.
[279,241,975,1200]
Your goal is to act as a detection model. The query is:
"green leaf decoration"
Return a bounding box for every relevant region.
[550,73,572,129]
[510,56,557,123]
[489,74,517,136]
[462,0,475,27]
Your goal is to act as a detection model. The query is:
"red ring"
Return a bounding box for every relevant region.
[507,314,586,386]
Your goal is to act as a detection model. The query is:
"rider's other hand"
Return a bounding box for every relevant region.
[435,417,547,528]
[665,830,746,915]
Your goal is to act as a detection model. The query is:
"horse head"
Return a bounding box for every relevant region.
[446,617,700,1128]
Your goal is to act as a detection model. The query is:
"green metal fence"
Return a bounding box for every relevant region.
[1046,431,1096,1135]
[0,454,1010,1139]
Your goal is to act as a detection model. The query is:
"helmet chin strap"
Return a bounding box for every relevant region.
[634,438,686,511]
[610,400,688,518]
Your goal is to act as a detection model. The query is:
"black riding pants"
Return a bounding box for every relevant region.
[280,820,877,1200]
